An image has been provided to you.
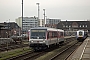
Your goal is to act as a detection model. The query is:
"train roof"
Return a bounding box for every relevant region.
[78,30,84,31]
[30,27,64,32]
[57,29,64,32]
[77,30,84,32]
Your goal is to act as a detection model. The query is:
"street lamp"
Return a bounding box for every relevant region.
[45,16,47,23]
[6,19,10,38]
[6,32,8,51]
[43,9,45,27]
[36,3,40,27]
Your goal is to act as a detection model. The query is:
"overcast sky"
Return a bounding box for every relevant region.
[0,0,90,22]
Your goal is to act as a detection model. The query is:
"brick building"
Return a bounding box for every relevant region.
[57,21,90,36]
[0,22,21,38]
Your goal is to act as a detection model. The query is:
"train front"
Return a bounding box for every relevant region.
[76,30,85,42]
[29,28,48,50]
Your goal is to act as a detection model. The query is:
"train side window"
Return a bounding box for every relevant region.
[47,32,52,38]
[52,32,54,38]
[60,32,63,37]
[54,32,57,37]
[52,31,57,38]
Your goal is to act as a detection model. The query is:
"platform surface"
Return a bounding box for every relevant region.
[67,37,90,60]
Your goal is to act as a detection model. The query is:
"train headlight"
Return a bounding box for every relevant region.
[43,41,45,43]
[31,41,33,42]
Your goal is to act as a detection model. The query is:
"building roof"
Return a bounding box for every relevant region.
[0,22,20,30]
[57,21,90,30]
[0,24,6,27]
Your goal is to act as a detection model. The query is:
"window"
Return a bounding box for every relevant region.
[83,25,84,27]
[52,31,57,38]
[69,26,71,27]
[79,31,83,36]
[66,25,68,27]
[31,29,46,39]
[63,25,65,27]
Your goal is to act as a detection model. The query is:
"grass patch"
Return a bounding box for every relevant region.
[0,47,32,60]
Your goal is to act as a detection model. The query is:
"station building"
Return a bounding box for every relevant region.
[57,21,90,36]
[0,22,21,38]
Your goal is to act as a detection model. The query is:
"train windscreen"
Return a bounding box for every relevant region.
[31,29,46,39]
[79,31,83,36]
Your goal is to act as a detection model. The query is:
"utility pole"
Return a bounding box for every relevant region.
[22,0,23,33]
[22,0,24,50]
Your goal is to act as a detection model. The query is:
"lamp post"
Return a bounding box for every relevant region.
[6,32,8,51]
[45,16,47,25]
[6,19,10,38]
[8,19,10,37]
[36,3,40,27]
[43,9,45,27]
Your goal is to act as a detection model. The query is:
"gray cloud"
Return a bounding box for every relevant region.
[0,0,90,22]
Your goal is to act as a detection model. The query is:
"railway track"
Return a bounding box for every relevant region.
[7,48,52,60]
[7,44,59,60]
[49,41,82,60]
[12,51,47,60]
[0,44,28,52]
[7,37,76,60]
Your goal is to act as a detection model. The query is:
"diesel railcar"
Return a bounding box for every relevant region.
[28,27,64,50]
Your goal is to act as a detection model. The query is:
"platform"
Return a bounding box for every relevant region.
[67,37,90,60]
